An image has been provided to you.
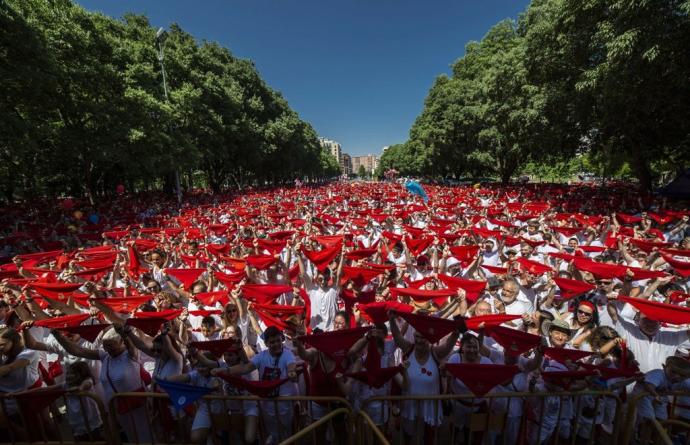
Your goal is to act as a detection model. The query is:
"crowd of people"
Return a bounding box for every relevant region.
[0,181,689,444]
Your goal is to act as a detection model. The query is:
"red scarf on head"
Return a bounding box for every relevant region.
[29,282,83,299]
[619,296,690,325]
[445,363,519,397]
[194,291,230,307]
[299,327,372,367]
[246,255,278,270]
[543,347,592,364]
[553,277,596,299]
[437,275,486,302]
[393,311,460,344]
[301,242,342,272]
[60,323,111,342]
[33,313,91,328]
[484,325,541,356]
[165,268,205,288]
[661,254,690,277]
[358,301,413,325]
[241,284,292,304]
[464,314,521,331]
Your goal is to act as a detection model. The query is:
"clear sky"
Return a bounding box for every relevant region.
[75,0,530,156]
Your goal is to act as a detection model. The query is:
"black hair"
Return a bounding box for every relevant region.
[335,310,349,324]
[263,325,283,341]
[201,316,216,327]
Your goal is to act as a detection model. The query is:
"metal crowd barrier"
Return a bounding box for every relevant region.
[0,389,109,444]
[7,389,690,444]
[358,391,623,445]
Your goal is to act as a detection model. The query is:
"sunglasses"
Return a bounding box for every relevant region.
[577,310,593,316]
[226,308,238,313]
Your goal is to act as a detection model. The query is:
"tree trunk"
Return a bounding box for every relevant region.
[630,153,652,192]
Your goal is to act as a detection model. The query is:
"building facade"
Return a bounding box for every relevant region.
[318,138,341,163]
[352,154,379,175]
[340,153,353,175]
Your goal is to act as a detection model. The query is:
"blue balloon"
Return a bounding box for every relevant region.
[405,181,428,203]
[88,214,99,224]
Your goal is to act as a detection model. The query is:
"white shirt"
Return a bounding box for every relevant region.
[307,285,338,331]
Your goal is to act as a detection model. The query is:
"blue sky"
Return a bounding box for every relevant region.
[76,0,530,156]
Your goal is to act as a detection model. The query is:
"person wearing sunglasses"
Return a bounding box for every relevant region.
[565,301,599,351]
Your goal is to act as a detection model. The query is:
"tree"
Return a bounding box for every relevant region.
[357,164,367,178]
[523,0,690,190]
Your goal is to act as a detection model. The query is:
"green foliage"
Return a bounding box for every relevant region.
[357,164,367,178]
[0,0,330,201]
[399,1,690,189]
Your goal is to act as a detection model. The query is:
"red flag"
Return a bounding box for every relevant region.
[485,325,541,356]
[359,301,413,325]
[661,254,690,278]
[620,296,690,325]
[194,291,230,307]
[541,370,596,389]
[481,265,509,275]
[133,309,182,320]
[241,284,292,304]
[256,239,287,255]
[554,277,596,299]
[464,314,521,331]
[214,270,245,288]
[405,236,434,257]
[445,363,519,397]
[437,275,486,302]
[126,317,166,336]
[127,246,144,280]
[516,257,552,275]
[342,266,380,287]
[190,339,239,356]
[60,323,111,342]
[346,337,403,388]
[389,287,457,307]
[165,268,205,288]
[543,347,592,364]
[345,248,377,261]
[219,375,289,398]
[188,310,222,317]
[30,282,83,299]
[98,296,151,313]
[449,245,480,265]
[33,313,91,329]
[301,242,342,272]
[299,327,372,367]
[393,311,460,344]
[246,255,278,270]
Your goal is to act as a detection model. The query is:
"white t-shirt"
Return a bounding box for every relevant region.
[307,285,338,331]
[0,349,39,393]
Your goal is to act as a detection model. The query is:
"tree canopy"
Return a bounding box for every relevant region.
[379,0,690,188]
[0,0,337,202]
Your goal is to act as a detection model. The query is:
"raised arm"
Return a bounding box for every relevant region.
[50,330,100,360]
[388,312,413,353]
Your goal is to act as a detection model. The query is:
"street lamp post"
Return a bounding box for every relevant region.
[155,27,181,205]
